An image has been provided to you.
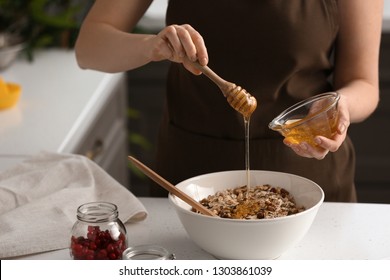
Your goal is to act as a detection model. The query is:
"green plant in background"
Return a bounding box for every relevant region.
[0,0,92,60]
[127,107,153,179]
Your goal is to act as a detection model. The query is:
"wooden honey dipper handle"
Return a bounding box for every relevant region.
[187,59,257,117]
[188,60,234,96]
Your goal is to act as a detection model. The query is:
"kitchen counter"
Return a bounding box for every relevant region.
[0,49,129,186]
[9,197,390,260]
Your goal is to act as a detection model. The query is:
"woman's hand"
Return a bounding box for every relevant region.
[149,24,208,74]
[284,94,351,160]
[75,0,209,73]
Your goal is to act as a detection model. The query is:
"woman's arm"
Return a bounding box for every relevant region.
[333,0,383,123]
[75,0,208,73]
[285,0,383,159]
[75,0,154,72]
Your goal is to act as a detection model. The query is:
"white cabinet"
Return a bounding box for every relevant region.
[0,49,129,187]
[74,75,128,186]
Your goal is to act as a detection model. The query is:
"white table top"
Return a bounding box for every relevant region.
[9,197,390,260]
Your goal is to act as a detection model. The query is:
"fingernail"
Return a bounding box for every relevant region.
[200,57,207,65]
[315,137,322,145]
[338,124,346,134]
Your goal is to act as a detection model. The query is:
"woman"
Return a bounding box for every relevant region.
[75,0,383,201]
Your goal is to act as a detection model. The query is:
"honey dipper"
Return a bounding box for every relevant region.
[188,60,257,118]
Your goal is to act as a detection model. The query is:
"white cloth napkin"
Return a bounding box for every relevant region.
[0,152,147,259]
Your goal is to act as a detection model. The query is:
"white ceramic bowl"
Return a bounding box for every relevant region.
[169,170,324,259]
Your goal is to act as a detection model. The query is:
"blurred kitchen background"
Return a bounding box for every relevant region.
[1,0,389,203]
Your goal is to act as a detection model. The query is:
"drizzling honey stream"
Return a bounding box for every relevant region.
[225,84,257,191]
[188,59,257,189]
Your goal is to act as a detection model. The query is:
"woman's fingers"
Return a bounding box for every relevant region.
[284,129,347,160]
[181,24,208,65]
[284,92,352,160]
[284,140,328,160]
[155,24,208,70]
[160,25,185,58]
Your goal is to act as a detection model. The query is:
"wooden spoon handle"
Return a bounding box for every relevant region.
[128,156,217,217]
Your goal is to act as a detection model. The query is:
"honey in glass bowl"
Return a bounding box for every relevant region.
[269,92,340,147]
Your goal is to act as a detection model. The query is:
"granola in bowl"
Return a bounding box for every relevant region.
[197,184,305,219]
[170,170,324,259]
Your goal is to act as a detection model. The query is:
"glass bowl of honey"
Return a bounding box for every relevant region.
[269,92,340,147]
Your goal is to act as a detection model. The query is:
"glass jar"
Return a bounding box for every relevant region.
[122,245,175,260]
[70,202,127,260]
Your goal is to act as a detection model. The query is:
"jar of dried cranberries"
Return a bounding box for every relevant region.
[70,202,127,260]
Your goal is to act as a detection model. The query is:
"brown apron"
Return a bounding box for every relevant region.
[153,0,357,202]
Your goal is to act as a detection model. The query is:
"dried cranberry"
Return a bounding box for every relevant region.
[70,226,127,260]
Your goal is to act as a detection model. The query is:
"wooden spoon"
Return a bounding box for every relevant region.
[128,156,217,217]
[188,60,257,118]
